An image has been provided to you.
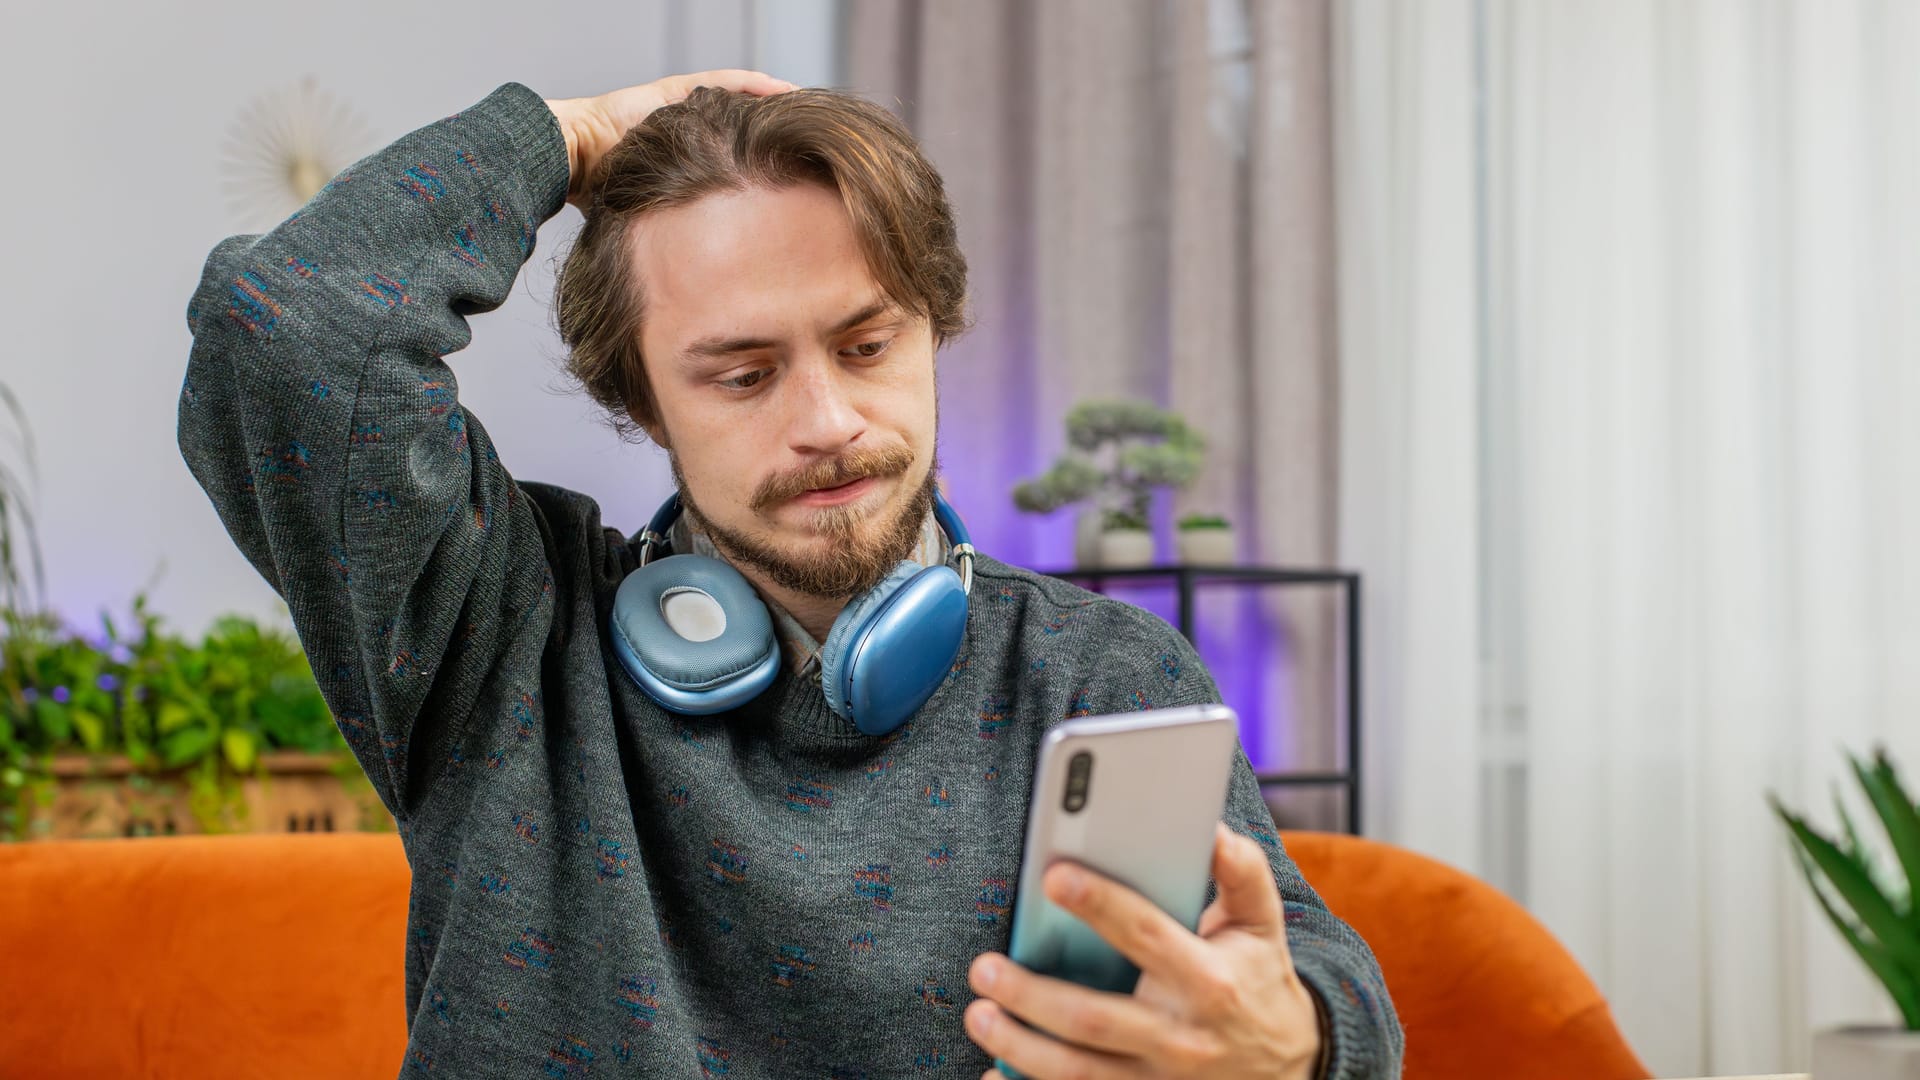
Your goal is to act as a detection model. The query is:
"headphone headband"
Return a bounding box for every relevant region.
[636,493,683,567]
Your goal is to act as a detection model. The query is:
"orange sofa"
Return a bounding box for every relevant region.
[0,831,1647,1078]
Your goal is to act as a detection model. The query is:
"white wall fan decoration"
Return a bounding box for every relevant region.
[220,76,373,230]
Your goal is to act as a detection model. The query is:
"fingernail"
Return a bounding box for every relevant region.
[1054,865,1087,903]
[968,1004,994,1035]
[975,958,998,990]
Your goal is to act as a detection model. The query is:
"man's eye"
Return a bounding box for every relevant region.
[845,339,891,359]
[721,369,770,391]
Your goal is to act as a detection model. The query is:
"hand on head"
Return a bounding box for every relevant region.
[545,70,796,210]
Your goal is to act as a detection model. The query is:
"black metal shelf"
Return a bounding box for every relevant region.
[1038,564,1363,835]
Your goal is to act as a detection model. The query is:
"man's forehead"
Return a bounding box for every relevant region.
[628,185,859,290]
[623,184,896,353]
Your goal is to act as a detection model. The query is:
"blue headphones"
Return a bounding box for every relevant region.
[608,491,976,736]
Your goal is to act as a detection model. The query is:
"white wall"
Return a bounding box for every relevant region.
[0,0,838,637]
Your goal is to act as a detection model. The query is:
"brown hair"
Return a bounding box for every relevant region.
[552,86,969,440]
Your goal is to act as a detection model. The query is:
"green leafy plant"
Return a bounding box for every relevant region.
[0,380,44,614]
[1013,400,1206,530]
[0,379,365,839]
[1177,513,1231,531]
[0,594,356,839]
[1769,748,1920,1029]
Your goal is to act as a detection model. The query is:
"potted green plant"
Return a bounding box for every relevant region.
[1,595,384,840]
[0,380,375,840]
[1770,748,1920,1077]
[1176,513,1236,566]
[1012,400,1206,567]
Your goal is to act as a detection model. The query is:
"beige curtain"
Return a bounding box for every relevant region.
[842,0,1345,818]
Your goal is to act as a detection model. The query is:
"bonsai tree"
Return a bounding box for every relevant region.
[1012,400,1206,532]
[1770,747,1920,1028]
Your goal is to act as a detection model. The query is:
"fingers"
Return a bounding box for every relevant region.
[659,69,798,101]
[967,953,1166,1059]
[1207,823,1285,935]
[1042,860,1216,994]
[964,999,1136,1080]
[1195,895,1232,939]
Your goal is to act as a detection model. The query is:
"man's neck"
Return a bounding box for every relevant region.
[738,572,845,646]
[661,514,844,648]
[662,509,948,664]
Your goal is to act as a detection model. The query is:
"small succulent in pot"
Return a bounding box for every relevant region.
[1175,513,1236,565]
[1176,514,1231,531]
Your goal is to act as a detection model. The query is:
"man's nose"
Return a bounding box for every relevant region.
[783,355,866,454]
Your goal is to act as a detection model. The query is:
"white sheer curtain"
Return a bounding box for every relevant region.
[1339,0,1920,1073]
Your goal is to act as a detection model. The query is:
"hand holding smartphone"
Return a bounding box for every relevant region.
[981,703,1325,1078]
[1005,703,1239,994]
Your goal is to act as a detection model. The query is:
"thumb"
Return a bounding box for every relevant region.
[1208,822,1285,935]
[1196,894,1232,938]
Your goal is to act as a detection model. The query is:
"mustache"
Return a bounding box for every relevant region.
[750,444,915,511]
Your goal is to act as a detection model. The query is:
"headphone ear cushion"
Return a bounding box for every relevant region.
[821,562,969,734]
[610,555,780,714]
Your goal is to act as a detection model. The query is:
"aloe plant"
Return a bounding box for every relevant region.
[1770,748,1920,1028]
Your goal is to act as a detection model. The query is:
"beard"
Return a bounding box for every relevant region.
[672,444,938,601]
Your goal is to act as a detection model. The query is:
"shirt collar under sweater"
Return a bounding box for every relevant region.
[665,507,951,677]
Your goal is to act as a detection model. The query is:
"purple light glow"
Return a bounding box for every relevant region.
[936,371,1296,769]
[1081,579,1286,771]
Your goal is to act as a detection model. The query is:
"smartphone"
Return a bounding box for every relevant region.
[1004,703,1240,997]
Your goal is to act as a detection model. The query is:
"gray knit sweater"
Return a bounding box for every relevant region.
[177,80,1402,1078]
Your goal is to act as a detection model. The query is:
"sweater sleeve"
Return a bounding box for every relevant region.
[1076,604,1406,1079]
[176,82,573,822]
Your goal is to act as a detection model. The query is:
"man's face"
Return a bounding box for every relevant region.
[629,180,939,600]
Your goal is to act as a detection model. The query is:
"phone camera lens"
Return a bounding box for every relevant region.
[1063,751,1093,813]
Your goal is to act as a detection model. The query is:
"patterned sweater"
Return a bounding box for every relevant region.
[176,81,1402,1078]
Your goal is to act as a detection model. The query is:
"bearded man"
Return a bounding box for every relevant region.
[179,69,1401,1079]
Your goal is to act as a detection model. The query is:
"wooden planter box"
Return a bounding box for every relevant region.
[27,751,392,841]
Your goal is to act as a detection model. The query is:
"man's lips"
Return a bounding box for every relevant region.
[792,475,879,506]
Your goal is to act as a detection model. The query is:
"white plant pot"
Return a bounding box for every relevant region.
[1074,510,1103,569]
[1813,1025,1920,1080]
[1176,528,1236,566]
[1097,529,1155,568]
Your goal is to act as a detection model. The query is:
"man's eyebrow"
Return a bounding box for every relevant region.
[678,301,898,364]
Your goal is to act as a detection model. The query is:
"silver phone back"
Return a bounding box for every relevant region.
[1006,703,1240,993]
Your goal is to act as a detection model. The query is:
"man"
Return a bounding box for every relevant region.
[179,70,1401,1078]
